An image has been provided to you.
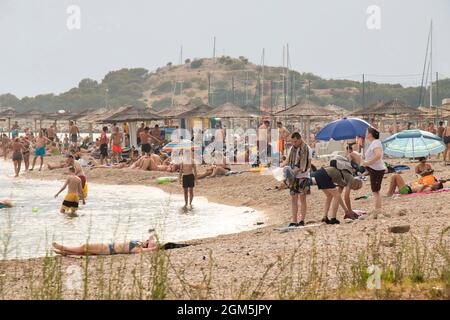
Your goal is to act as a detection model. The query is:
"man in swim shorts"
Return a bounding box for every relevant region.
[69,121,79,145]
[54,166,85,214]
[30,130,50,171]
[110,126,123,163]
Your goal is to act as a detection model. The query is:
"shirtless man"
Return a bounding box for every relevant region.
[21,136,31,171]
[443,123,450,165]
[150,124,163,146]
[11,138,24,177]
[277,122,290,156]
[54,166,85,214]
[110,127,123,163]
[48,125,56,142]
[11,121,19,139]
[179,150,197,208]
[69,121,79,146]
[136,122,145,146]
[1,134,10,160]
[30,130,50,171]
[140,127,152,155]
[67,155,87,194]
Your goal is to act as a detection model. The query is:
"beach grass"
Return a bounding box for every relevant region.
[0,225,448,300]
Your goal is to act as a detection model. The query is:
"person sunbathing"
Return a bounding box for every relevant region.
[52,233,189,256]
[386,173,443,197]
[131,155,153,170]
[0,200,14,209]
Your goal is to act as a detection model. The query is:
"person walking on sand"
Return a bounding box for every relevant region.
[30,130,50,171]
[281,132,311,227]
[11,138,24,177]
[110,126,123,163]
[179,150,197,208]
[362,127,385,213]
[69,121,79,146]
[54,166,85,214]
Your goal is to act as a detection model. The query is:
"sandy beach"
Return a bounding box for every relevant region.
[0,155,449,299]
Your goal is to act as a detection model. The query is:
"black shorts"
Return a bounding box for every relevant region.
[100,143,108,157]
[367,167,385,192]
[142,143,152,154]
[70,134,78,143]
[444,136,450,145]
[182,174,195,189]
[311,168,335,190]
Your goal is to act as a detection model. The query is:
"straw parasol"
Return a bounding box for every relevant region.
[323,104,349,117]
[101,106,162,123]
[349,101,385,117]
[276,100,335,144]
[0,108,16,137]
[177,104,213,118]
[203,102,254,119]
[157,103,196,118]
[371,99,420,116]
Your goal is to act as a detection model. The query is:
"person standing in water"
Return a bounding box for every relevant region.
[1,134,10,160]
[11,138,24,177]
[69,121,79,146]
[54,166,85,214]
[30,130,50,171]
[179,149,197,208]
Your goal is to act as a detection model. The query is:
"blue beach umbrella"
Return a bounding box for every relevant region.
[382,129,445,158]
[315,117,370,141]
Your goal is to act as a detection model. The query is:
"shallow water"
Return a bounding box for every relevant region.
[0,160,265,260]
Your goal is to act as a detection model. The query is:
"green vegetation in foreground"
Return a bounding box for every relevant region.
[0,227,448,300]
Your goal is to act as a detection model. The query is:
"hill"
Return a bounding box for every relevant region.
[1,56,449,114]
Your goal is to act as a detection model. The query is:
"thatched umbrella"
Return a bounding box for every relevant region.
[203,102,254,129]
[371,99,420,132]
[323,104,349,117]
[276,100,335,144]
[101,106,162,148]
[0,108,17,138]
[177,104,213,130]
[157,103,196,118]
[203,102,254,119]
[18,109,47,135]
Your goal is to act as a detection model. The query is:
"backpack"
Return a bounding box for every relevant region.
[330,155,355,176]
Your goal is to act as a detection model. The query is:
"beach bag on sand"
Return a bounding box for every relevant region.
[330,155,354,175]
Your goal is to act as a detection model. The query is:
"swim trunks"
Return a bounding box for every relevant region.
[12,151,23,161]
[141,143,152,154]
[100,143,108,157]
[444,136,450,145]
[70,133,78,143]
[34,146,46,156]
[182,174,195,188]
[399,185,412,195]
[61,193,79,213]
[112,145,122,153]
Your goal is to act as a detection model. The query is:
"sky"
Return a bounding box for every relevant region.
[0,0,449,98]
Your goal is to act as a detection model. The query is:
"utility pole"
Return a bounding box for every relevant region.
[231,77,235,104]
[180,45,183,65]
[436,72,439,119]
[430,20,433,109]
[307,80,311,99]
[362,74,365,108]
[213,36,216,63]
[207,73,211,106]
[260,48,265,112]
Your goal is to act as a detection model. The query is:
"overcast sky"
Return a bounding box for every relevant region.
[1,0,449,98]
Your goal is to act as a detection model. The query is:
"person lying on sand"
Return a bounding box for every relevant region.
[197,154,231,179]
[415,157,433,177]
[386,173,443,197]
[0,200,14,209]
[52,232,190,256]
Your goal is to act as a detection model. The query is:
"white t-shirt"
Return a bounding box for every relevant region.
[364,139,385,171]
[288,145,312,179]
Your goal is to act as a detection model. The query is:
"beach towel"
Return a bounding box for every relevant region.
[287,143,309,172]
[395,188,450,197]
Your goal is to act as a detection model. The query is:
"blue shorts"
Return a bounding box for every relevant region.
[34,146,46,156]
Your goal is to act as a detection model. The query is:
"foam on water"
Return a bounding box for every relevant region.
[0,160,265,259]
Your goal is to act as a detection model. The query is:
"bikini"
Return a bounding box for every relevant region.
[108,240,142,255]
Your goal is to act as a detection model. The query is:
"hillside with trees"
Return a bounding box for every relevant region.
[1,57,449,113]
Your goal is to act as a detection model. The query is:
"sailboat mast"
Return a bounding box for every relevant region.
[429,20,433,109]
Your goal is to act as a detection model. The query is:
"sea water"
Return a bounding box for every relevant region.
[0,160,265,259]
